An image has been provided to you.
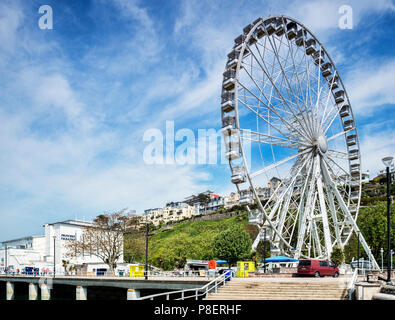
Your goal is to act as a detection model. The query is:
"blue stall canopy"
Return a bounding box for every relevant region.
[261,256,298,263]
[216,260,228,265]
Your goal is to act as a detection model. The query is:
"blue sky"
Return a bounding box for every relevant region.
[0,0,394,240]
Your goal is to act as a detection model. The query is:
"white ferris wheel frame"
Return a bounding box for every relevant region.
[221,15,379,269]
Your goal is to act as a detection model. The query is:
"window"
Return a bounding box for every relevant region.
[329,262,335,267]
[320,261,328,267]
[298,260,311,266]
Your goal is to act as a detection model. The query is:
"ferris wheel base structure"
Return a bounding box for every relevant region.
[220,15,379,270]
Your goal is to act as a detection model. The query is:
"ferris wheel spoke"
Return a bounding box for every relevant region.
[323,106,343,135]
[250,148,311,178]
[326,130,347,142]
[327,149,349,160]
[239,128,302,148]
[323,155,349,179]
[240,60,294,115]
[319,71,338,128]
[237,82,310,143]
[240,67,296,117]
[237,97,298,141]
[264,152,312,220]
[245,42,313,140]
[240,135,295,148]
[313,47,324,117]
[304,47,315,115]
[252,40,314,138]
[266,33,316,137]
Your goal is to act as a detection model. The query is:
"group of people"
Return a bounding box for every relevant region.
[1,267,52,276]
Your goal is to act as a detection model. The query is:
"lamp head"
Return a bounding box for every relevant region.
[382,156,394,168]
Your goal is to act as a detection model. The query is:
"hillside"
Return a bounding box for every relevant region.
[123,212,256,270]
[149,212,255,270]
[123,179,395,270]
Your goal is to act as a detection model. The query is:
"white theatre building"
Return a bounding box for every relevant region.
[0,219,124,275]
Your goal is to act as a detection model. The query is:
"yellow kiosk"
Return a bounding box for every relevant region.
[129,264,145,277]
[237,261,255,277]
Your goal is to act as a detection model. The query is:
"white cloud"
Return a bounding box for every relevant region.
[0,1,23,53]
[289,0,395,32]
[346,59,395,115]
[359,127,395,176]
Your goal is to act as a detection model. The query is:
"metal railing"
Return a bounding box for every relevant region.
[348,268,359,300]
[0,270,221,279]
[138,272,231,300]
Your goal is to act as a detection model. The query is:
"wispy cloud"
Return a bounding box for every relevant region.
[359,127,395,175]
[346,58,395,115]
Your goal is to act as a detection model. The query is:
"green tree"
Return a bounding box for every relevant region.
[212,224,252,266]
[344,201,395,264]
[197,193,211,214]
[330,246,344,266]
[124,236,146,263]
[255,240,271,261]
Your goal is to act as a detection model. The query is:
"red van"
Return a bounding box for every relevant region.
[297,259,339,277]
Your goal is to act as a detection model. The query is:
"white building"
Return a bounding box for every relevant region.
[206,194,225,212]
[144,202,194,226]
[224,192,240,209]
[0,235,46,272]
[0,219,124,275]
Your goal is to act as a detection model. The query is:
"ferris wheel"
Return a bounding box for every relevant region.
[221,15,379,269]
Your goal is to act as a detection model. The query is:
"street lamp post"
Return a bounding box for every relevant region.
[357,231,360,270]
[145,219,149,280]
[53,236,56,278]
[263,228,267,273]
[382,156,393,283]
[381,248,384,272]
[4,244,7,275]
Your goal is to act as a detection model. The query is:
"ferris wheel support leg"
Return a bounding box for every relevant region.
[326,186,343,248]
[295,156,319,258]
[273,181,294,246]
[321,160,380,270]
[251,226,262,252]
[316,155,333,257]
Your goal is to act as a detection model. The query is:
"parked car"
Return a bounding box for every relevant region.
[297,259,339,278]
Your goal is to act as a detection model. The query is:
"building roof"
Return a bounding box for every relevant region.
[261,256,298,263]
[43,219,94,227]
[1,235,45,245]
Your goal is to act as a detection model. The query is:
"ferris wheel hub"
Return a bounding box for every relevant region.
[316,135,328,153]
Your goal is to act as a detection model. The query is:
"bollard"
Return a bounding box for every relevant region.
[127,288,140,300]
[76,286,87,300]
[29,283,38,300]
[6,282,14,300]
[40,283,51,300]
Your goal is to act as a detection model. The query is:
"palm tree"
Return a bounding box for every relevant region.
[197,193,211,214]
[62,259,70,275]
